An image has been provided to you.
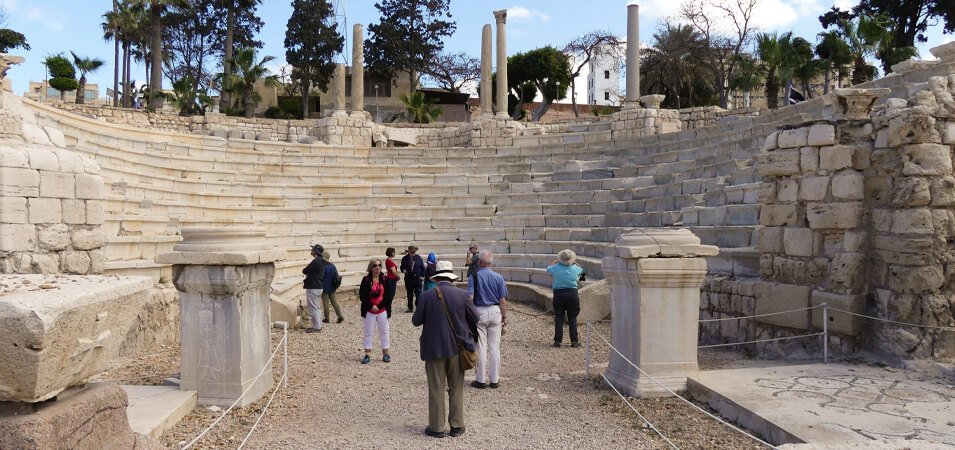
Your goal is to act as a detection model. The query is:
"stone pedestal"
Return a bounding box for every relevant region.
[602,229,717,397]
[156,227,285,407]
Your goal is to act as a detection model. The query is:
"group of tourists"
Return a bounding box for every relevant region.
[301,242,586,438]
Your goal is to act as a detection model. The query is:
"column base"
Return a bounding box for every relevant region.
[604,364,697,398]
[332,110,348,117]
[184,372,272,408]
[494,112,511,120]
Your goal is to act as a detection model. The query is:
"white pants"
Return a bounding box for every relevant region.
[475,305,502,384]
[363,312,390,350]
[306,289,323,329]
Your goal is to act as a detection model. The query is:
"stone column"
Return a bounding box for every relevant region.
[351,24,365,117]
[480,24,493,117]
[332,63,347,117]
[625,3,640,105]
[157,227,285,407]
[493,10,508,119]
[602,229,717,397]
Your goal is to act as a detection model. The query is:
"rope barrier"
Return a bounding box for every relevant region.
[588,325,776,449]
[828,308,955,331]
[180,325,289,450]
[237,331,289,449]
[698,305,820,323]
[597,370,680,449]
[698,332,825,349]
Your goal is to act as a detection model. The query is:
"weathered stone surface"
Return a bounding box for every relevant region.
[893,177,933,207]
[888,264,945,294]
[810,291,864,335]
[807,124,835,147]
[0,275,154,402]
[37,223,69,251]
[799,176,829,201]
[38,171,73,198]
[27,197,61,224]
[777,128,809,149]
[756,150,800,176]
[806,202,863,229]
[71,228,105,250]
[830,171,864,200]
[901,144,952,176]
[760,204,799,226]
[74,174,104,200]
[891,208,934,234]
[800,146,818,172]
[61,199,86,224]
[777,179,798,203]
[783,227,815,257]
[0,224,35,251]
[819,145,854,171]
[829,252,865,289]
[0,167,39,197]
[0,196,27,223]
[753,281,811,329]
[61,251,91,274]
[0,382,163,450]
[758,226,783,253]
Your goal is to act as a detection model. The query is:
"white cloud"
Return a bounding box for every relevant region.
[634,0,682,21]
[750,0,828,30]
[507,6,550,22]
[22,4,65,31]
[833,0,859,10]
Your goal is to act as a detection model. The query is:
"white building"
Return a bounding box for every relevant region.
[586,43,623,106]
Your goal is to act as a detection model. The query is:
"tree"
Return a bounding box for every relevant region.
[44,55,79,101]
[641,23,715,109]
[838,13,915,85]
[165,75,212,115]
[728,55,763,108]
[285,0,343,119]
[216,0,264,113]
[779,36,814,104]
[70,52,105,104]
[508,46,571,122]
[816,30,853,94]
[395,91,442,123]
[562,31,624,117]
[421,51,480,93]
[0,6,29,53]
[103,2,147,108]
[223,47,277,117]
[365,0,456,89]
[756,32,789,109]
[681,0,760,109]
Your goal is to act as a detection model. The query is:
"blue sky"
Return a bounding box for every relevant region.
[4,0,952,98]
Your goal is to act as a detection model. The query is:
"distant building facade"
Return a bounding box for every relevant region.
[25,81,103,104]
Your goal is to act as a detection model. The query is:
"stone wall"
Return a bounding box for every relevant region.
[470,116,524,147]
[680,106,763,130]
[0,93,106,275]
[382,122,472,147]
[610,106,682,140]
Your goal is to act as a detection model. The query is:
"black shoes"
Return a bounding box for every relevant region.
[571,341,580,348]
[337,317,345,323]
[425,427,446,438]
[553,342,561,348]
[470,380,487,389]
[322,318,330,323]
[305,327,322,333]
[449,427,466,437]
[489,382,500,389]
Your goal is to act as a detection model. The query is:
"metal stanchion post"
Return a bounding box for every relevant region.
[283,323,289,386]
[585,321,592,378]
[822,304,829,364]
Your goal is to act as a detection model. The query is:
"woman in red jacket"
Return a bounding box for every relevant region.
[359,258,392,364]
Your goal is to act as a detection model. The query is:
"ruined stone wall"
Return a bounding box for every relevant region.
[382,122,472,147]
[610,106,681,140]
[680,106,762,130]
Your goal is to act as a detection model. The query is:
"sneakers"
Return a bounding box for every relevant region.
[449,427,466,437]
[336,317,345,323]
[571,341,581,348]
[489,382,500,389]
[305,327,322,333]
[361,355,370,364]
[470,380,487,389]
[553,342,561,348]
[424,427,446,438]
[383,354,391,363]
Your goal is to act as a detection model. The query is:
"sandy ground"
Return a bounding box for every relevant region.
[99,291,770,449]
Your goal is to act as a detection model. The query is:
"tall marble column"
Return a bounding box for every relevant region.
[332,63,347,117]
[157,226,286,407]
[480,24,492,117]
[493,10,508,119]
[602,229,717,397]
[625,3,640,104]
[351,24,365,117]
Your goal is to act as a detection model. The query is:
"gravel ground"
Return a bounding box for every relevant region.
[100,291,771,449]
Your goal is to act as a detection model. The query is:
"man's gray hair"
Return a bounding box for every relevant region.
[478,249,493,265]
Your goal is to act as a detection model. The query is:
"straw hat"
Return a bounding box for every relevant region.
[430,260,458,280]
[558,249,576,265]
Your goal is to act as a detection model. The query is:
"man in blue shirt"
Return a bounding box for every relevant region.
[546,249,585,347]
[467,250,508,389]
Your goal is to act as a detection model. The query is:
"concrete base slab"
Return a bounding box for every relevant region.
[688,364,955,447]
[122,385,197,438]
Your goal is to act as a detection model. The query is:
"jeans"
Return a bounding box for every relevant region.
[475,305,502,384]
[553,288,580,344]
[305,289,323,329]
[362,312,390,350]
[405,275,422,309]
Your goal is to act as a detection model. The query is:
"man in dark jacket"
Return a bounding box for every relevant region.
[412,260,478,438]
[321,251,344,323]
[302,244,327,333]
[400,245,426,312]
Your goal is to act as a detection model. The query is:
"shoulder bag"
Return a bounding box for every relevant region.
[435,285,477,371]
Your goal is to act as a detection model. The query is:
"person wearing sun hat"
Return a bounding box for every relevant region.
[301,244,328,333]
[400,245,426,312]
[413,260,479,438]
[546,249,585,348]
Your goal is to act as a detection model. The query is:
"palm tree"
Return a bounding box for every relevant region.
[729,55,764,108]
[396,91,442,123]
[103,1,146,108]
[816,30,853,94]
[838,13,917,86]
[224,47,277,117]
[70,52,105,105]
[781,37,814,104]
[641,23,713,109]
[756,32,787,109]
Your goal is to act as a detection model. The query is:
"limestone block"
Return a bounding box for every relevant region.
[843,231,866,252]
[888,113,939,146]
[872,234,933,266]
[39,171,74,198]
[819,145,854,171]
[0,146,28,168]
[810,291,864,335]
[830,171,864,200]
[777,128,809,149]
[0,223,35,251]
[31,253,60,273]
[893,177,932,207]
[830,252,865,289]
[75,174,104,200]
[901,143,952,176]
[755,150,800,176]
[753,282,811,329]
[800,147,818,173]
[799,176,829,201]
[807,124,836,146]
[86,200,104,225]
[777,179,798,203]
[930,176,955,206]
[758,226,783,253]
[888,264,944,294]
[0,167,39,197]
[783,227,815,257]
[806,202,863,229]
[26,147,59,171]
[61,199,86,224]
[62,251,91,274]
[760,204,799,226]
[891,208,934,234]
[37,223,69,251]
[943,121,955,144]
[0,382,161,449]
[71,228,106,250]
[52,148,84,173]
[28,198,61,224]
[0,275,154,402]
[43,126,66,147]
[761,131,778,151]
[89,249,105,274]
[0,196,27,223]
